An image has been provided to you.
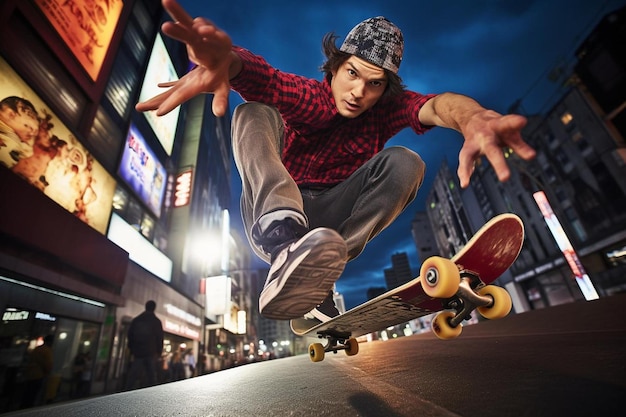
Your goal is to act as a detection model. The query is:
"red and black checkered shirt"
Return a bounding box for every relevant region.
[230,46,437,187]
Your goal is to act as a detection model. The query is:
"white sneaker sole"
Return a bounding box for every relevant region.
[259,228,347,320]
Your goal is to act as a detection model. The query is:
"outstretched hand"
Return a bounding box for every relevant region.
[457,111,535,188]
[135,0,233,117]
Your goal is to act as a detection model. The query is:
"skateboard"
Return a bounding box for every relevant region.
[291,213,524,362]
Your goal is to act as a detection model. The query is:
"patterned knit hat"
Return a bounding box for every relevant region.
[339,16,404,74]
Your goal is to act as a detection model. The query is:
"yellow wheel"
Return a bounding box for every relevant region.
[476,285,512,319]
[431,311,463,340]
[420,256,460,299]
[309,343,325,362]
[345,338,359,356]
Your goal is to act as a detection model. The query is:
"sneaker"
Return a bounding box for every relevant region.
[305,290,341,322]
[255,220,347,320]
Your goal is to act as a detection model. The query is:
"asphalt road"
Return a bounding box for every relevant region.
[7,293,626,417]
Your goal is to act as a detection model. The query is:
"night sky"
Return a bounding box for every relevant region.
[175,0,626,309]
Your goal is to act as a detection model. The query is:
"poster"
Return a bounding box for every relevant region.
[0,57,116,234]
[35,0,124,81]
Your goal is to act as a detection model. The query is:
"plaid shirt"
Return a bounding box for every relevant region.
[230,46,437,187]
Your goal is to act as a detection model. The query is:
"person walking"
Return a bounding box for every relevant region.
[124,300,164,390]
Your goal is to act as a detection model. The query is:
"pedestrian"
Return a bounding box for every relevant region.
[124,300,164,390]
[183,349,196,378]
[137,0,536,323]
[168,351,185,381]
[20,334,54,408]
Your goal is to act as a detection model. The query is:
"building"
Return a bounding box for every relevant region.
[410,211,439,266]
[383,252,413,290]
[0,0,244,410]
[421,6,626,312]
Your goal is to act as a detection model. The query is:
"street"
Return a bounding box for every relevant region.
[6,293,626,417]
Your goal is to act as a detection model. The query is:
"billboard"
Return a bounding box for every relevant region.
[138,34,180,155]
[34,0,124,81]
[118,123,167,217]
[0,57,116,234]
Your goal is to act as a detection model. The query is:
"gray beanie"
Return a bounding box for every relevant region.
[339,16,403,74]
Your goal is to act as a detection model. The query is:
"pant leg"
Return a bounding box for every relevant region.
[231,102,307,262]
[302,146,425,260]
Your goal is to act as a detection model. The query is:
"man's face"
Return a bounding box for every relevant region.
[330,56,388,118]
[0,102,39,142]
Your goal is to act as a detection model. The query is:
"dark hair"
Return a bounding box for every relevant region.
[0,96,37,114]
[145,300,156,312]
[320,33,406,97]
[43,334,54,345]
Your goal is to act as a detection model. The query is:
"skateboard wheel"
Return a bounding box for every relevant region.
[431,311,463,340]
[345,338,359,356]
[477,285,512,319]
[309,343,325,362]
[420,256,460,299]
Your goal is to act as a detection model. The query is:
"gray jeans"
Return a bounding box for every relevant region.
[231,102,425,263]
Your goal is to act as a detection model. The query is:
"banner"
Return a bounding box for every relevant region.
[0,57,116,234]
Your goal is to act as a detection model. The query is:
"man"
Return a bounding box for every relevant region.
[125,300,164,390]
[20,334,54,408]
[137,0,536,323]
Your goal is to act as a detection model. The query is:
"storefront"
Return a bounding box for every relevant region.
[0,274,117,412]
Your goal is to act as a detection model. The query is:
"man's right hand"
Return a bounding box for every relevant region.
[135,0,235,117]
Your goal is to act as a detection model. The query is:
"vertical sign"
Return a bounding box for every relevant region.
[533,191,599,300]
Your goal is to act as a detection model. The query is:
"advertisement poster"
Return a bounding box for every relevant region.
[138,34,180,155]
[35,0,124,81]
[0,57,116,234]
[118,123,167,217]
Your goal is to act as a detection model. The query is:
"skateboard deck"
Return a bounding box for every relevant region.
[291,213,524,362]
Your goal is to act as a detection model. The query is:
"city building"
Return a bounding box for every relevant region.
[383,252,413,290]
[421,5,626,313]
[0,0,252,410]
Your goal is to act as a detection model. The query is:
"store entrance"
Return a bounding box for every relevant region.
[0,307,100,412]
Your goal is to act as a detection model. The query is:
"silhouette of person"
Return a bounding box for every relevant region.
[124,300,164,390]
[20,334,54,408]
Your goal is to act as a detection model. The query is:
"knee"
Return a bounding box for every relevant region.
[232,102,280,125]
[382,146,426,188]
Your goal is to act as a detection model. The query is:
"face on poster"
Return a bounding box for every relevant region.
[34,0,124,81]
[0,57,116,234]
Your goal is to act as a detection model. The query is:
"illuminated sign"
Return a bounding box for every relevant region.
[164,303,201,327]
[35,312,56,321]
[118,124,167,217]
[533,191,599,301]
[174,169,193,207]
[163,319,200,340]
[0,57,116,234]
[107,213,172,282]
[34,0,124,81]
[2,311,29,321]
[138,34,180,155]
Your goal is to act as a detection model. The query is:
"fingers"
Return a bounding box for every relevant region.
[211,83,230,117]
[457,146,477,188]
[163,0,194,26]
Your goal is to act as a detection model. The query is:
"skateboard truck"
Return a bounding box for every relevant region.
[444,273,496,328]
[309,329,359,362]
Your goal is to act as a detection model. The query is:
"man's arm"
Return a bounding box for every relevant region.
[136,0,242,117]
[418,92,536,188]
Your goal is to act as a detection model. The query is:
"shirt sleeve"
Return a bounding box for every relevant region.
[229,46,328,120]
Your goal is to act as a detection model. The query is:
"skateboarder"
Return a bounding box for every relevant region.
[137,0,536,323]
